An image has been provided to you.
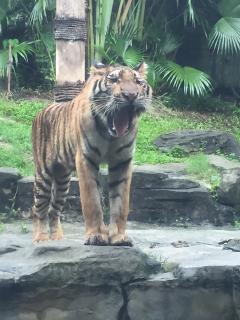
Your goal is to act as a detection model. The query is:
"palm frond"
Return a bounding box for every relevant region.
[0,50,8,77]
[218,0,240,18]
[159,61,212,96]
[39,31,55,52]
[184,0,196,27]
[159,33,181,55]
[123,47,143,67]
[11,41,35,64]
[146,62,164,93]
[0,0,8,21]
[209,17,240,54]
[0,39,34,77]
[29,0,55,27]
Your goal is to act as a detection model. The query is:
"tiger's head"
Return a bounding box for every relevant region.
[89,63,152,138]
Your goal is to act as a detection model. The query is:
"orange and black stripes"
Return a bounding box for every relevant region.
[32,63,152,243]
[109,158,132,172]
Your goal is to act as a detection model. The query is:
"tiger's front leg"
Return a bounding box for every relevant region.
[76,151,109,245]
[108,160,133,246]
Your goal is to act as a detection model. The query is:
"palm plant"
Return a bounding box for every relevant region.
[87,0,146,66]
[29,0,56,83]
[209,0,240,54]
[0,0,56,89]
[87,0,215,96]
[0,38,34,92]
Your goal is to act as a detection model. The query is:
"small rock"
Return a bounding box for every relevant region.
[171,240,190,248]
[223,239,240,252]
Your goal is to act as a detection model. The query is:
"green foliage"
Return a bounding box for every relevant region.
[91,0,214,96]
[20,222,29,233]
[0,39,34,77]
[209,0,240,54]
[0,222,5,233]
[29,0,55,28]
[234,219,240,229]
[186,153,221,190]
[0,0,55,89]
[159,62,212,96]
[209,17,240,54]
[169,146,187,158]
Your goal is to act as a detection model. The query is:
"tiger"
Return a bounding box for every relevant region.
[32,62,152,246]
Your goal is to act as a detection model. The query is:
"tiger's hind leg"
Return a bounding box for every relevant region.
[48,163,71,240]
[32,170,52,242]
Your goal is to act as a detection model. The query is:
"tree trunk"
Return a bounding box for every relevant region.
[54,0,86,102]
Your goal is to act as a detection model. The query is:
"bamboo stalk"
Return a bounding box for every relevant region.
[137,0,146,40]
[120,0,133,27]
[95,0,100,61]
[88,0,94,67]
[114,0,125,33]
[7,42,12,95]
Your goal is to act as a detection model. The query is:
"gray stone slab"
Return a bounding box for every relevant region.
[0,222,240,319]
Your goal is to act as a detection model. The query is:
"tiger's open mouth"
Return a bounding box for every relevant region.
[107,107,134,138]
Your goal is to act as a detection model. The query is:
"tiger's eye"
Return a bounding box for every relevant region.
[136,78,145,85]
[107,76,118,83]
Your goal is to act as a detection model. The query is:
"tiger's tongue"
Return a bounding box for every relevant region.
[113,108,129,137]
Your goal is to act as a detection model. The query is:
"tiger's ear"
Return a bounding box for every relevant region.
[90,62,107,76]
[135,62,148,78]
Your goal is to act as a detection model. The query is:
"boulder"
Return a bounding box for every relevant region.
[129,165,219,225]
[9,164,237,225]
[217,168,240,207]
[0,167,20,212]
[127,279,235,320]
[15,176,34,217]
[154,130,240,158]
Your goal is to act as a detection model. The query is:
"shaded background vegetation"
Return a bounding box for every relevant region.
[0,0,240,104]
[0,0,240,176]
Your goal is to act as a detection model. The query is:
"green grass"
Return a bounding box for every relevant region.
[0,97,46,124]
[0,96,239,175]
[0,222,5,233]
[0,97,47,175]
[135,108,240,164]
[186,153,221,190]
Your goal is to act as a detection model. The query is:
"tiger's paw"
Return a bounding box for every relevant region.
[50,220,64,240]
[50,229,64,240]
[33,232,50,242]
[33,218,49,242]
[84,233,109,246]
[109,234,133,247]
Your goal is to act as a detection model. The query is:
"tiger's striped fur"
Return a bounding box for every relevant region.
[32,63,152,245]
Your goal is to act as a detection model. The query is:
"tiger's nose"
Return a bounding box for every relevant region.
[122,91,138,102]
